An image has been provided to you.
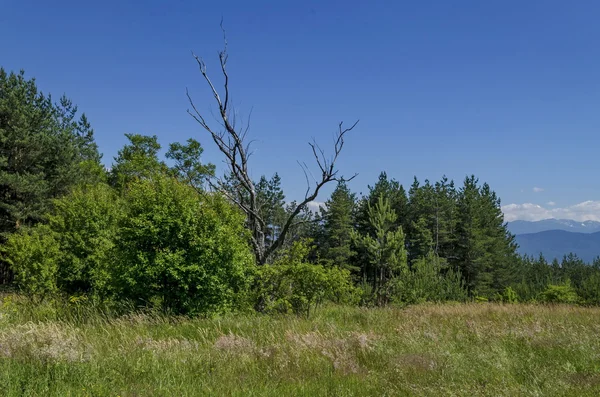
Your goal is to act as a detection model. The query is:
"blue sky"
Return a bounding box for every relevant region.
[2,0,599,221]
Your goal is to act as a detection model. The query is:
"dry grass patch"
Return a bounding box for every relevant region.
[0,322,91,363]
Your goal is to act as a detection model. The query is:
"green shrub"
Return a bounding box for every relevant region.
[475,296,489,303]
[48,183,123,296]
[113,176,254,315]
[1,184,122,299]
[503,286,519,303]
[254,240,359,316]
[539,280,579,304]
[2,225,61,299]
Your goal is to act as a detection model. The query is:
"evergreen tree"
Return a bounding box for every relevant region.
[455,176,517,297]
[0,69,103,237]
[406,178,436,260]
[256,173,287,246]
[356,172,408,234]
[455,175,487,294]
[478,182,519,292]
[319,180,357,269]
[432,176,458,261]
[352,196,408,304]
[355,172,408,273]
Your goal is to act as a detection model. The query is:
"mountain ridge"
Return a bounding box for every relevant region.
[507,219,600,235]
[514,229,600,263]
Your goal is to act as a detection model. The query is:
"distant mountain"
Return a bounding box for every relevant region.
[515,230,600,263]
[508,219,600,235]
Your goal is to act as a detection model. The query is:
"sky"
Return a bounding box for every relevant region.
[2,0,600,222]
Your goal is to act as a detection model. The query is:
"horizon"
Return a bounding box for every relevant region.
[509,218,600,223]
[2,1,599,223]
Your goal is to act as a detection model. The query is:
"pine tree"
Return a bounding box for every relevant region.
[455,175,487,294]
[352,196,408,304]
[319,180,357,269]
[0,69,103,237]
[356,172,408,234]
[256,173,287,246]
[433,176,458,261]
[407,178,436,260]
[455,176,517,297]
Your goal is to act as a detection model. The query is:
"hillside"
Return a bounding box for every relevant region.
[515,229,600,262]
[508,219,600,235]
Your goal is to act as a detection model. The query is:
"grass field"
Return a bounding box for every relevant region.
[1,298,600,396]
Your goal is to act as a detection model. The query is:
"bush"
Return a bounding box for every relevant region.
[113,176,254,315]
[48,183,123,296]
[2,225,61,299]
[254,240,359,316]
[502,286,519,303]
[2,184,122,300]
[539,280,579,304]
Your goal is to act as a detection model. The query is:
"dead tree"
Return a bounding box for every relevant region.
[187,26,358,265]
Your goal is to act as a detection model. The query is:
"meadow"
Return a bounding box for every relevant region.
[1,297,599,396]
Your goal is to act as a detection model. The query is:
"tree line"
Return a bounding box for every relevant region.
[2,57,599,316]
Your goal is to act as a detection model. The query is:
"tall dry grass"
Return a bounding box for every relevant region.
[1,297,599,396]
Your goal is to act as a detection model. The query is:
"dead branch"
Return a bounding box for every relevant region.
[187,26,357,264]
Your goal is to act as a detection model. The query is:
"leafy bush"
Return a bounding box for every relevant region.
[112,176,254,315]
[48,183,123,296]
[2,184,122,299]
[502,286,519,303]
[2,225,61,299]
[539,280,579,304]
[254,240,359,316]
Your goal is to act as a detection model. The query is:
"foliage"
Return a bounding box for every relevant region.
[318,180,357,269]
[166,138,215,191]
[48,183,123,296]
[255,173,287,247]
[579,272,600,304]
[0,68,102,237]
[539,280,580,304]
[113,175,254,315]
[502,286,519,303]
[352,196,407,305]
[356,172,408,235]
[109,134,167,191]
[2,184,122,298]
[393,253,467,304]
[1,225,60,299]
[253,240,358,316]
[455,176,517,297]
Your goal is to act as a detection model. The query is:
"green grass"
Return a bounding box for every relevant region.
[1,297,600,396]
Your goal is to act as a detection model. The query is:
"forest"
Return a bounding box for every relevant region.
[1,65,598,316]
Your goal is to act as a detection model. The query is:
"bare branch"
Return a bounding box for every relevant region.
[188,25,358,264]
[219,19,229,112]
[297,160,312,199]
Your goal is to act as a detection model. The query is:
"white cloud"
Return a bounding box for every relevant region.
[533,187,544,193]
[547,201,556,206]
[306,201,325,213]
[502,201,600,222]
